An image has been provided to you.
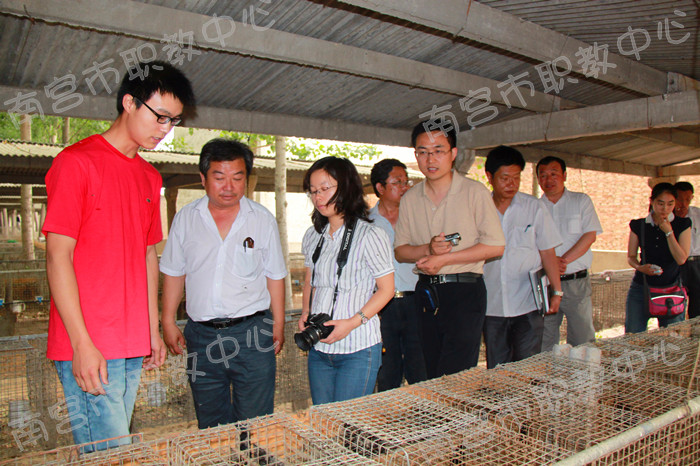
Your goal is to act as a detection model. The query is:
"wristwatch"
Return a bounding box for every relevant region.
[552,290,564,297]
[357,310,369,325]
[665,230,672,237]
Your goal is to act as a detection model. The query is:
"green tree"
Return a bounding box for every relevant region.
[0,112,110,145]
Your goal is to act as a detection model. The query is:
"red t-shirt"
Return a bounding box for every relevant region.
[42,135,163,360]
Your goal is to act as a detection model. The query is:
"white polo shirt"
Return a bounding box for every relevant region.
[539,189,602,274]
[159,195,287,321]
[687,206,700,256]
[484,192,562,318]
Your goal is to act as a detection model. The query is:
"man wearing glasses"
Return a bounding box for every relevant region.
[394,121,505,378]
[159,138,286,429]
[42,61,195,451]
[369,159,427,390]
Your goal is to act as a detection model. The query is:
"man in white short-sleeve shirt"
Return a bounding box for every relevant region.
[160,138,287,429]
[537,156,602,351]
[674,181,700,319]
[483,146,563,368]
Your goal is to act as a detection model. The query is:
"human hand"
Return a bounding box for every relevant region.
[558,256,568,274]
[638,263,663,276]
[546,295,562,315]
[72,342,108,395]
[319,317,358,345]
[429,233,453,256]
[143,334,167,370]
[273,321,285,355]
[162,321,186,355]
[298,313,309,332]
[416,254,446,275]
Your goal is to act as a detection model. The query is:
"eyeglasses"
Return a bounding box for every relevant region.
[386,180,414,188]
[133,97,182,126]
[306,185,337,199]
[415,148,450,158]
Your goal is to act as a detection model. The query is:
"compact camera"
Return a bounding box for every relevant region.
[444,232,461,246]
[294,313,334,351]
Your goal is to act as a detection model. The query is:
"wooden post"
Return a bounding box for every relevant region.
[274,136,293,311]
[246,175,258,199]
[531,162,541,197]
[164,187,179,234]
[62,117,70,145]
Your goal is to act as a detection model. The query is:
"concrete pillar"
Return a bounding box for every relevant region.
[20,118,35,259]
[38,204,46,240]
[164,187,179,234]
[62,117,70,145]
[274,136,293,311]
[1,208,7,238]
[20,185,35,260]
[531,162,541,197]
[246,174,258,199]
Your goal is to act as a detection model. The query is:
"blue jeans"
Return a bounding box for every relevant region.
[54,357,143,452]
[625,280,685,333]
[184,311,276,429]
[308,343,382,405]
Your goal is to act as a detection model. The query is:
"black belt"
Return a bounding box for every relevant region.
[393,291,415,299]
[687,256,700,262]
[560,270,588,281]
[418,272,481,285]
[195,310,266,329]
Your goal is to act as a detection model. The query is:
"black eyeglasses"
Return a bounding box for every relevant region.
[133,97,182,126]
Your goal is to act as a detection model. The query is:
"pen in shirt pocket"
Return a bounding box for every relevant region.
[525,224,531,232]
[243,237,254,252]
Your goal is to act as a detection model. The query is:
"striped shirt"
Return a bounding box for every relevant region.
[302,219,393,354]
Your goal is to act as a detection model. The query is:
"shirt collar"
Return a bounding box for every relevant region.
[645,211,675,225]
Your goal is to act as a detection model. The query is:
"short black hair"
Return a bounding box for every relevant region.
[116,61,196,118]
[536,156,566,175]
[651,182,677,201]
[674,181,694,194]
[199,138,254,179]
[370,159,407,196]
[303,156,371,233]
[485,145,525,175]
[411,119,457,149]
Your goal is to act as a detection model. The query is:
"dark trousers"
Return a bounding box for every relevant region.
[184,312,276,429]
[376,294,427,391]
[681,259,700,319]
[419,279,487,379]
[483,310,544,369]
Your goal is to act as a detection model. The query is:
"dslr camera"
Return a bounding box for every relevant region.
[294,313,334,351]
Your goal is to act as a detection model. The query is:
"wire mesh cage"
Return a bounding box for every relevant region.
[0,435,169,465]
[309,389,571,465]
[170,413,380,465]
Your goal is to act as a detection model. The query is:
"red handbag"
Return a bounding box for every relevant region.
[647,284,687,317]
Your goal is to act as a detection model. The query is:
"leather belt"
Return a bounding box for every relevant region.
[418,272,481,285]
[195,310,266,329]
[687,256,700,262]
[394,291,415,299]
[560,270,588,281]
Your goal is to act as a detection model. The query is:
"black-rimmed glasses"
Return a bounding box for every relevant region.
[133,97,182,126]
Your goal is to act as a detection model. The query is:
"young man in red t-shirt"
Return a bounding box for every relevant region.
[42,61,195,451]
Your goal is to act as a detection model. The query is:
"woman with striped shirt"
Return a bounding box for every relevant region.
[299,156,395,405]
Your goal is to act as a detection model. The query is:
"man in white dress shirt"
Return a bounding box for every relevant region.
[674,181,700,319]
[483,146,563,368]
[537,156,602,352]
[160,138,287,428]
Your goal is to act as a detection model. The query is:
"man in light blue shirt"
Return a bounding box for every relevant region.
[483,147,563,369]
[675,181,700,319]
[369,159,427,390]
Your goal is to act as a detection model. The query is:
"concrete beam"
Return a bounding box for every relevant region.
[461,91,700,149]
[625,128,700,149]
[0,85,409,146]
[0,0,576,113]
[338,0,700,96]
[659,162,700,177]
[474,146,657,177]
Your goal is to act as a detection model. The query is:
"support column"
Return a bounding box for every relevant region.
[62,117,70,145]
[531,162,541,197]
[274,136,293,311]
[20,117,35,260]
[246,175,258,199]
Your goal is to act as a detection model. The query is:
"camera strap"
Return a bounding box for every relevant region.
[309,219,357,319]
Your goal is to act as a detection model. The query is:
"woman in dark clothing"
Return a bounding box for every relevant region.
[625,182,691,333]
